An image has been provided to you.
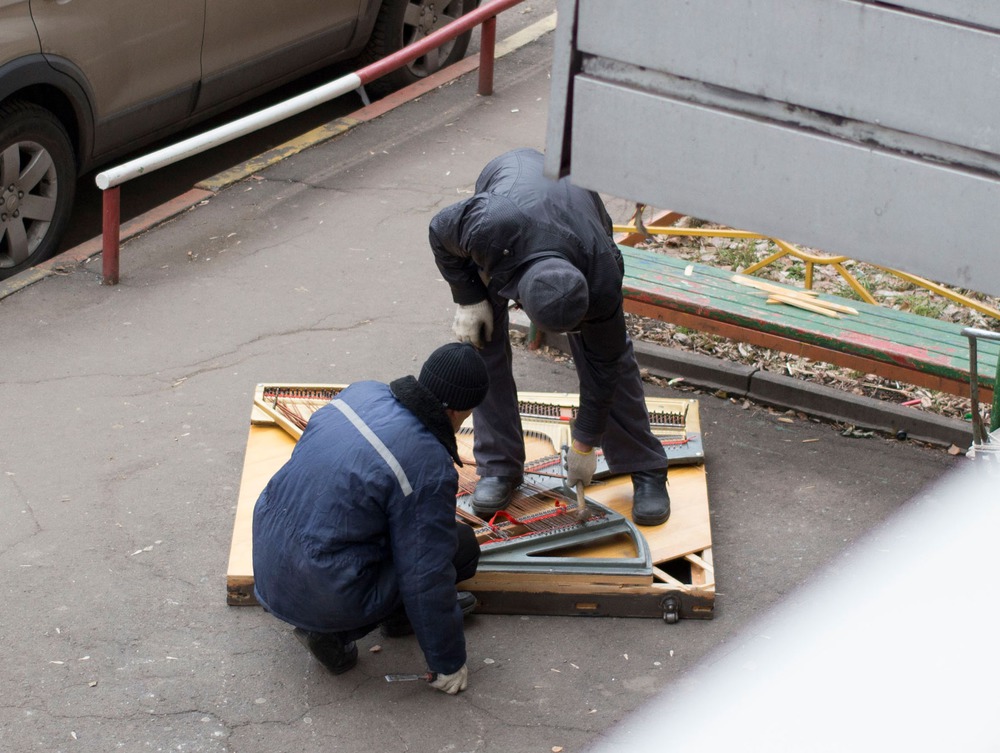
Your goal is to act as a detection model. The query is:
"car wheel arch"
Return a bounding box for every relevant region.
[359,0,481,98]
[0,99,78,278]
[0,54,95,175]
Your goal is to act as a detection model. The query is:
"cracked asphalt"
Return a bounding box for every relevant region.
[0,8,967,752]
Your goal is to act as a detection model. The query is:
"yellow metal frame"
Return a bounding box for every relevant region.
[612,218,1000,321]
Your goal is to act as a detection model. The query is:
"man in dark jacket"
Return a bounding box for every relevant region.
[252,343,489,695]
[429,148,670,527]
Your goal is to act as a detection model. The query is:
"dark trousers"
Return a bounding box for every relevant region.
[473,296,667,477]
[332,522,480,643]
[453,521,481,582]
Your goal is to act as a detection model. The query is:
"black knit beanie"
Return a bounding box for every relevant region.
[418,343,490,410]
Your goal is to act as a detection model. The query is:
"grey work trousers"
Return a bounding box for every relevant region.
[472,295,668,479]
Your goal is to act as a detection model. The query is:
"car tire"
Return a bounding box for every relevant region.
[361,0,480,99]
[0,100,77,280]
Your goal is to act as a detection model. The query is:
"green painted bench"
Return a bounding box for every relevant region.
[619,244,998,403]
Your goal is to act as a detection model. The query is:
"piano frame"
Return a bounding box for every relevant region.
[227,385,714,624]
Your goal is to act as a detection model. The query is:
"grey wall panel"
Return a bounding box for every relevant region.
[889,0,1000,30]
[569,78,1000,297]
[544,0,578,178]
[576,0,1000,156]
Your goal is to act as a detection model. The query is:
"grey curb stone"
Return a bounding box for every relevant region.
[512,319,973,449]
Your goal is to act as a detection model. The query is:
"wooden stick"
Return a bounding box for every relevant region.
[734,273,859,315]
[766,294,841,318]
[252,398,305,440]
[803,298,859,315]
[732,274,820,296]
[753,289,859,315]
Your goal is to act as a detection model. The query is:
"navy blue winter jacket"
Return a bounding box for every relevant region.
[252,380,466,674]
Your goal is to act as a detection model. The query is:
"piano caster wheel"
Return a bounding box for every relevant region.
[661,596,680,624]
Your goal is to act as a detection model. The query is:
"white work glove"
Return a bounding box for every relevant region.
[565,444,598,488]
[452,301,493,348]
[430,664,468,695]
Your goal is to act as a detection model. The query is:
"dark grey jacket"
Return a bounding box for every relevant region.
[429,148,629,443]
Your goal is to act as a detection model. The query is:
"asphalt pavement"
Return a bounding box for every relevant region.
[0,9,970,753]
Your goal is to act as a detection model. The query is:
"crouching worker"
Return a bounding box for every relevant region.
[252,343,490,695]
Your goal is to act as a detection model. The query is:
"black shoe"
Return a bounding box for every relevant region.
[458,590,477,616]
[292,628,358,674]
[631,469,671,526]
[472,476,521,518]
[381,591,478,638]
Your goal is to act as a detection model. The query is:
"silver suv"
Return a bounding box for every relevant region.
[0,0,477,280]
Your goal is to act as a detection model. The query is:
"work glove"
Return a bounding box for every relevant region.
[452,301,493,348]
[430,664,468,695]
[565,444,597,488]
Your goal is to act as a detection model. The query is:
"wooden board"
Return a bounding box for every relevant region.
[227,387,715,622]
[621,244,998,401]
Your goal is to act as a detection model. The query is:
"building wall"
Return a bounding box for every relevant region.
[545,0,1000,295]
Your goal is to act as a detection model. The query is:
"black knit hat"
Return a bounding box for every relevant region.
[418,343,490,410]
[517,257,589,333]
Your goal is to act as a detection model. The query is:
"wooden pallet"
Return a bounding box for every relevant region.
[227,386,714,623]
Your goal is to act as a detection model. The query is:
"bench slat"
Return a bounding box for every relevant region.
[620,245,998,397]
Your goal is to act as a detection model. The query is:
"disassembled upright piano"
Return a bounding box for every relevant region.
[227,384,714,624]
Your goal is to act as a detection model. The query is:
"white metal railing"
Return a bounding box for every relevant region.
[95,0,526,284]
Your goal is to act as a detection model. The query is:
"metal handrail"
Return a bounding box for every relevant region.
[964,327,1000,446]
[94,0,525,285]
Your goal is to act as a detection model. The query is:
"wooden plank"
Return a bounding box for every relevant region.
[471,587,715,621]
[581,466,710,565]
[226,424,296,605]
[620,244,998,398]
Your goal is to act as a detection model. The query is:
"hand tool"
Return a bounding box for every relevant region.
[574,480,588,521]
[561,444,589,521]
[384,672,436,683]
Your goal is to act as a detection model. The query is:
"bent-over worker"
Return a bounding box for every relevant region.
[252,343,490,695]
[429,148,670,527]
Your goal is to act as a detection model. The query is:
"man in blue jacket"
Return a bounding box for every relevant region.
[429,148,670,527]
[252,343,489,695]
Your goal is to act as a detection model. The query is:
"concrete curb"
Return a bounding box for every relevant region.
[510,317,972,449]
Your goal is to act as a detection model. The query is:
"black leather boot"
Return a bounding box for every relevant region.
[472,476,521,519]
[631,469,671,526]
[293,628,358,674]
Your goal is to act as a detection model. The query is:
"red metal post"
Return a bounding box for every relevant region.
[102,186,120,285]
[356,0,522,85]
[478,15,497,96]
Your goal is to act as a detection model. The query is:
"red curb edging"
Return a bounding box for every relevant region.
[0,11,550,298]
[1,60,484,300]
